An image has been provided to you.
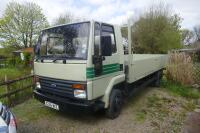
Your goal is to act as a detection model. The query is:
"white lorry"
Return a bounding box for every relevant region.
[33,20,167,119]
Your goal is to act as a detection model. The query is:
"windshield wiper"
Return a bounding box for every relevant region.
[52,58,63,63]
[36,55,53,62]
[36,55,84,63]
[52,55,69,63]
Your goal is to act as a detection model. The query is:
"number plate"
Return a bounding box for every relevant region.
[44,101,59,110]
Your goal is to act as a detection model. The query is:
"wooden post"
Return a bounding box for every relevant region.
[5,75,11,107]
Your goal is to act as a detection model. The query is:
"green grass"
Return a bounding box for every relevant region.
[0,68,31,82]
[161,79,200,99]
[0,68,22,81]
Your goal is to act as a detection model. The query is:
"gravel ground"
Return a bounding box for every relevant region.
[12,87,199,133]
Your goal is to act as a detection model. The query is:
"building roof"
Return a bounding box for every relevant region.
[23,47,33,53]
[13,47,33,54]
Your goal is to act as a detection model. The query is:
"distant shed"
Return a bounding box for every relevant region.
[12,47,33,56]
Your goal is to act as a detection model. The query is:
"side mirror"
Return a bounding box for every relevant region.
[34,43,40,56]
[101,36,112,56]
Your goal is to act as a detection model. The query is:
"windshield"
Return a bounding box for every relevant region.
[37,22,90,60]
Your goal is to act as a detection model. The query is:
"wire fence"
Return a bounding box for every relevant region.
[193,63,200,84]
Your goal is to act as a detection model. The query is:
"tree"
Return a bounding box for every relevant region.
[53,11,85,26]
[181,29,194,45]
[194,25,200,42]
[131,3,182,54]
[0,2,49,48]
[53,12,73,25]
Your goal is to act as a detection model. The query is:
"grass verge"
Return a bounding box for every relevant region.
[161,79,200,99]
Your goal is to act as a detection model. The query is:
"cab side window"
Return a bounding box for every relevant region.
[101,24,117,53]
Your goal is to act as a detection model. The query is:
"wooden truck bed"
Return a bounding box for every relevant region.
[125,54,167,83]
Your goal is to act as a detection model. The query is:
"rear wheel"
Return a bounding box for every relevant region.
[105,89,123,119]
[152,70,163,87]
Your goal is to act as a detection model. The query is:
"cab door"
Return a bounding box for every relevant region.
[92,22,120,99]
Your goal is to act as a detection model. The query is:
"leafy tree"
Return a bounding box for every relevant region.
[53,12,73,25]
[181,29,194,45]
[0,2,49,48]
[132,4,182,54]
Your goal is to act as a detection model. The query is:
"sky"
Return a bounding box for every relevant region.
[0,0,200,30]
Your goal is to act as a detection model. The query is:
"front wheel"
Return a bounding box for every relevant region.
[105,89,123,119]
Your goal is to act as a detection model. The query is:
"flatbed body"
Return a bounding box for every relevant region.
[125,54,167,83]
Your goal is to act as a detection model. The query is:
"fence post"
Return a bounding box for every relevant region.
[5,75,11,107]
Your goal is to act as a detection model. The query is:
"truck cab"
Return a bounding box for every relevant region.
[34,20,166,119]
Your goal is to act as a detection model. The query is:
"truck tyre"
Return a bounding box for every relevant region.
[105,89,123,119]
[152,70,163,87]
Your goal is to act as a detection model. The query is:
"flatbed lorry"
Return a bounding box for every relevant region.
[33,20,167,119]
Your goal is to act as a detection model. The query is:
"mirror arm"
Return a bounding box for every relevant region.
[102,56,105,61]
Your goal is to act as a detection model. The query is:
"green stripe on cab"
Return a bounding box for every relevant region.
[86,63,120,79]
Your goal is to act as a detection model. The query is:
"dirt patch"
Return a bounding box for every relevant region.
[182,111,200,133]
[12,87,199,133]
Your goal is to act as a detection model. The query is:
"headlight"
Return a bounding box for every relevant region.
[74,90,86,99]
[36,82,41,88]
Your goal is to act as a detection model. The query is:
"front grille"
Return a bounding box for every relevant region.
[38,76,85,99]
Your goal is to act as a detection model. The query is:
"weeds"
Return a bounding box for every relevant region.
[166,52,195,86]
[135,111,146,122]
[133,90,193,132]
[145,92,197,132]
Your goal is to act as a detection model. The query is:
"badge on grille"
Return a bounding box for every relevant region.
[51,84,57,87]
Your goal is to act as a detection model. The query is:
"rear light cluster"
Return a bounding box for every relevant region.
[9,114,17,128]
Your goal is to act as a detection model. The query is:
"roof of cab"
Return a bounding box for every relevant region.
[42,20,92,31]
[41,20,118,31]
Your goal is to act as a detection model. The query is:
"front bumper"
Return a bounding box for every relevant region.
[34,89,104,112]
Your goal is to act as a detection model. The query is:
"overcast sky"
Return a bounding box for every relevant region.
[0,0,200,29]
